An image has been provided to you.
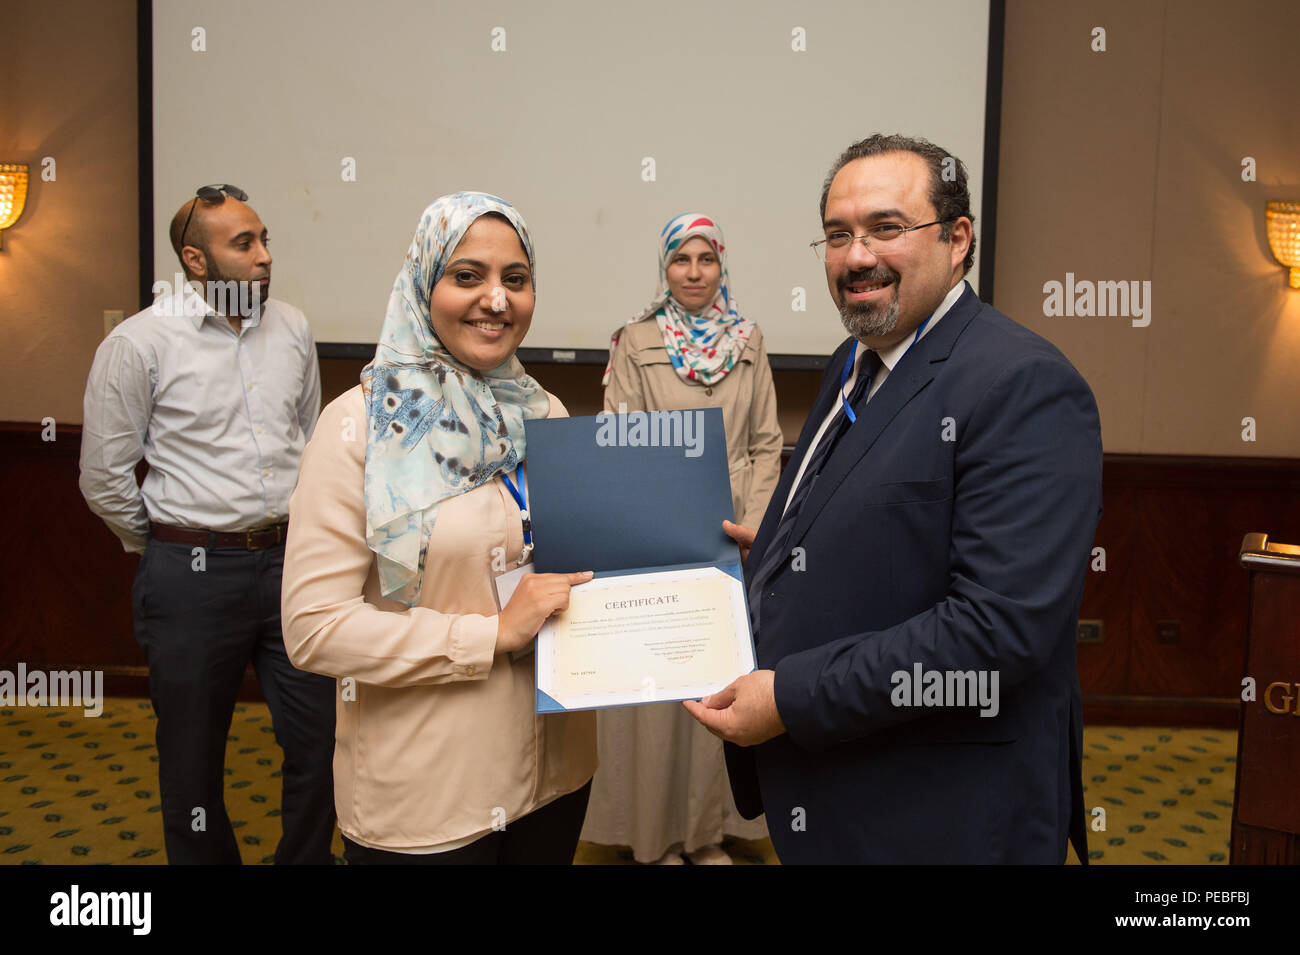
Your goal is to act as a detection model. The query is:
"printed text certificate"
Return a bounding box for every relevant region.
[536,566,755,711]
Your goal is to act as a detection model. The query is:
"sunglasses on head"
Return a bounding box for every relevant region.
[179,184,249,248]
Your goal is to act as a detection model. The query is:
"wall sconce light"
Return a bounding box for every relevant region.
[0,163,29,251]
[1266,200,1300,289]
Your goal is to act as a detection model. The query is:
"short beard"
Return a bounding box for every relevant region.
[839,297,899,340]
[837,265,900,339]
[202,259,261,320]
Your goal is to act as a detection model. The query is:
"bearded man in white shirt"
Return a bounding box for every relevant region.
[79,185,336,865]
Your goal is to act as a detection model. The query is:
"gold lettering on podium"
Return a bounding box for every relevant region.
[1263,681,1298,715]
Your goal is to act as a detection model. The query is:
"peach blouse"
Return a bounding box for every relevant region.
[281,384,597,851]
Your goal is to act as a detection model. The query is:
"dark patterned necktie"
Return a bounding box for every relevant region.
[747,348,883,633]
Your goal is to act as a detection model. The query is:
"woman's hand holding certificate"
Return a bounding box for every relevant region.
[496,570,594,654]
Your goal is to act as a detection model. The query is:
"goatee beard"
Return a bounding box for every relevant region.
[837,266,900,339]
[839,296,899,340]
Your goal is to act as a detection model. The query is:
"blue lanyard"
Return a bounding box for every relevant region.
[839,313,934,423]
[499,464,533,564]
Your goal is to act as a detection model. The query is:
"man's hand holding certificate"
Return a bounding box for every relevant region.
[683,668,786,748]
[523,408,757,713]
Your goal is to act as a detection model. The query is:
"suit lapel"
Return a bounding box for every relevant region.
[786,286,984,553]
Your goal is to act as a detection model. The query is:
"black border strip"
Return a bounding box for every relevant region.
[137,0,153,311]
[979,0,1005,304]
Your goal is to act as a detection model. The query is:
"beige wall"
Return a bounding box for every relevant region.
[4,0,1298,458]
[0,0,138,426]
[996,0,1300,456]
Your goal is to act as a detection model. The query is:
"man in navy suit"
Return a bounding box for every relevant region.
[684,134,1101,863]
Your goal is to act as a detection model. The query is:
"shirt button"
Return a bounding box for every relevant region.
[705,387,713,396]
[263,470,271,477]
[257,427,264,434]
[466,665,477,676]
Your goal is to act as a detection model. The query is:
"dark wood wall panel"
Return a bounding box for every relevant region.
[1076,483,1136,694]
[1120,458,1299,700]
[1131,486,1228,697]
[3,423,1297,725]
[0,423,138,668]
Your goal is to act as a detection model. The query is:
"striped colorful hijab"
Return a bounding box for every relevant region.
[603,213,753,388]
[361,192,549,606]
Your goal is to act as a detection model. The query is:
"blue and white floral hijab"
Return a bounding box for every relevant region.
[361,192,549,605]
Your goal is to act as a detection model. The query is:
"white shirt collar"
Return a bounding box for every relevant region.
[182,281,216,329]
[175,280,264,330]
[872,278,969,372]
[148,282,211,326]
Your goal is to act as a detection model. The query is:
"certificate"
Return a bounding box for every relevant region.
[522,409,757,713]
[536,566,756,711]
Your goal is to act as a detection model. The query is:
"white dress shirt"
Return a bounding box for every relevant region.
[79,282,322,553]
[784,280,968,515]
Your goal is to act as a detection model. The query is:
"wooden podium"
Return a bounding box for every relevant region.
[1232,533,1300,863]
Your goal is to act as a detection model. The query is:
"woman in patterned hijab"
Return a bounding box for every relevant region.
[586,212,781,865]
[360,192,552,605]
[282,192,597,864]
[603,213,754,387]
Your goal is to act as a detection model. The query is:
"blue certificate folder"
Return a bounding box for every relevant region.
[523,407,754,713]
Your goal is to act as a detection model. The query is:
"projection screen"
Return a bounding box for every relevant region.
[151,0,994,362]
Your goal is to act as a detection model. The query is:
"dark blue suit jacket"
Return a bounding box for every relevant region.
[726,284,1101,863]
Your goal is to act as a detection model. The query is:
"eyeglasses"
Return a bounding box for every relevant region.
[810,219,952,262]
[179,184,249,248]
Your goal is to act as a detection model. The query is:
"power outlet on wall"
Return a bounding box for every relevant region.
[103,309,124,337]
[1077,620,1105,644]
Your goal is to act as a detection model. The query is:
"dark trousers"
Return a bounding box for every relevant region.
[341,782,592,865]
[132,538,337,864]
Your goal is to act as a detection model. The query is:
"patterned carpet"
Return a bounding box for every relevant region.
[0,699,1235,864]
[1079,729,1235,863]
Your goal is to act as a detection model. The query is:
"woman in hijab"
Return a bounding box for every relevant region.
[582,212,782,864]
[281,192,597,864]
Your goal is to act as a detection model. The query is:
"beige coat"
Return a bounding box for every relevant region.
[281,385,597,851]
[602,318,783,526]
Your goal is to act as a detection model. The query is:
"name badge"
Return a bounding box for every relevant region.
[494,559,536,661]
